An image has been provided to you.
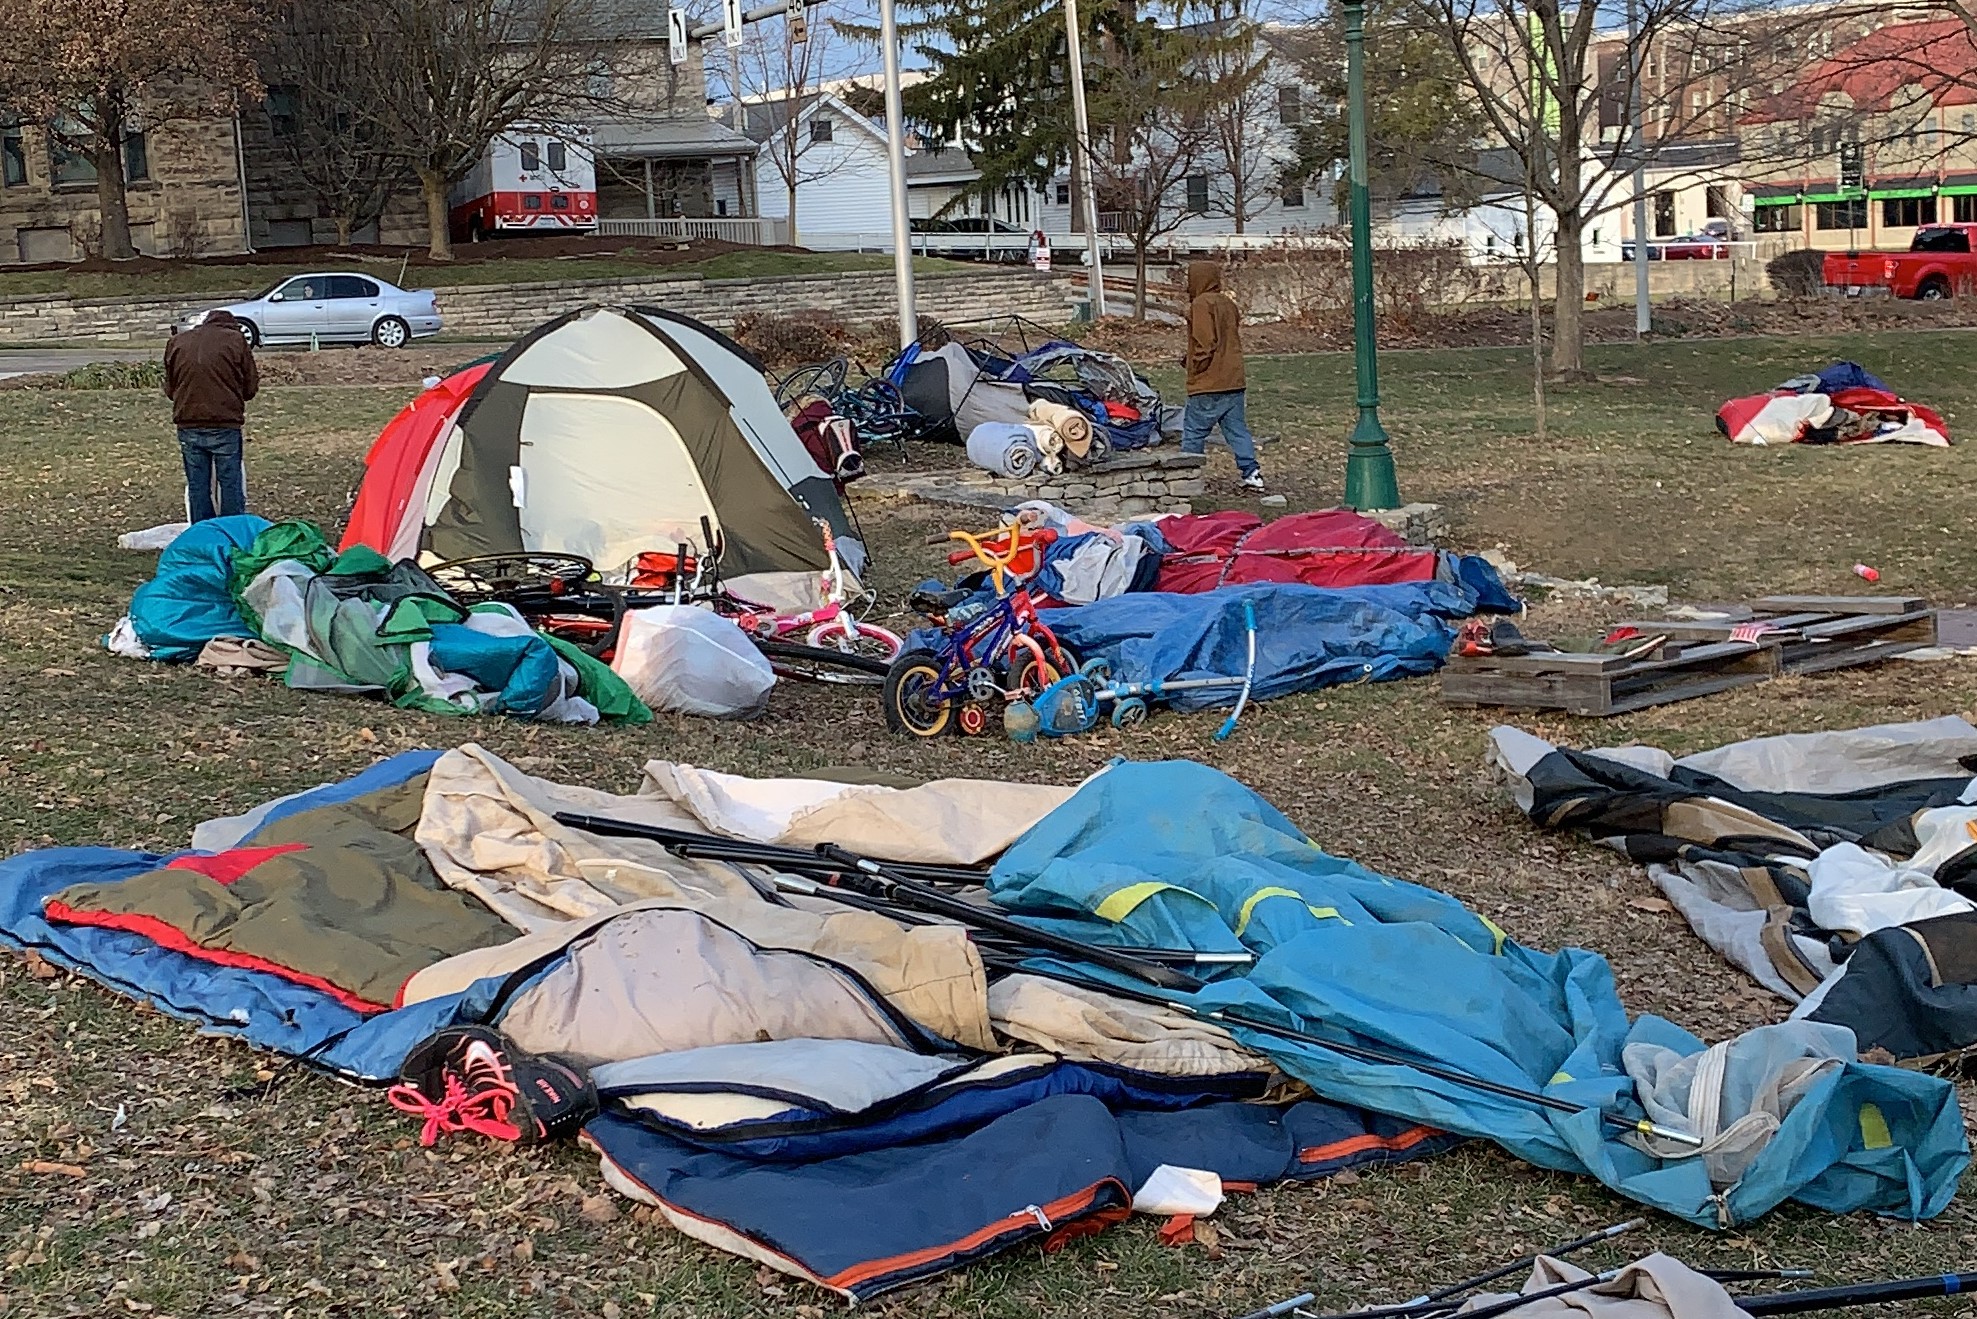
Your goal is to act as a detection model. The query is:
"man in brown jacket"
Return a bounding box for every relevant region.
[1181,260,1263,491]
[162,310,259,521]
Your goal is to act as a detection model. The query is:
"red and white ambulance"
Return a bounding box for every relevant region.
[449,126,598,241]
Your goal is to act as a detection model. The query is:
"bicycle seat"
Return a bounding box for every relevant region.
[911,586,972,614]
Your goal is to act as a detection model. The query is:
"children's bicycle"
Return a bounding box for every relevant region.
[721,522,902,666]
[881,524,1076,737]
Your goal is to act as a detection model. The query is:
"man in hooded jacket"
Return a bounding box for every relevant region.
[1182,261,1263,491]
[162,309,259,521]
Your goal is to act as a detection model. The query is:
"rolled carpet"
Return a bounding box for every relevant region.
[967,422,1043,478]
[1029,400,1094,457]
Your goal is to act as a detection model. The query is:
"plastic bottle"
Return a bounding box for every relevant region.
[1853,564,1880,583]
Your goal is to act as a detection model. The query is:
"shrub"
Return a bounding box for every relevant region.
[1766,248,1826,298]
[730,310,851,368]
[59,360,165,390]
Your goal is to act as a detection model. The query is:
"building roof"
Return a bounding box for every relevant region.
[1741,17,1977,124]
[591,114,759,160]
[904,147,979,183]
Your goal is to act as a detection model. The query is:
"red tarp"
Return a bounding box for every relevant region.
[1151,509,1439,594]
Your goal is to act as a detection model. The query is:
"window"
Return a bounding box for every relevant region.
[1964,112,1977,134]
[716,198,728,217]
[1957,194,1977,223]
[1,125,24,187]
[546,140,567,172]
[123,130,147,182]
[1882,195,1936,227]
[524,194,543,210]
[267,85,300,138]
[325,275,378,298]
[551,193,569,210]
[1652,190,1676,236]
[1753,203,1800,233]
[278,277,321,300]
[1705,184,1728,218]
[1184,174,1209,214]
[810,116,833,144]
[1814,198,1867,229]
[49,120,93,186]
[1277,86,1302,126]
[1282,180,1306,208]
[1691,90,1706,113]
[519,140,541,171]
[1914,225,1970,252]
[1055,182,1070,205]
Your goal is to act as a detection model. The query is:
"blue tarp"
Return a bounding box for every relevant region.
[125,515,270,660]
[986,760,1970,1228]
[1044,580,1488,710]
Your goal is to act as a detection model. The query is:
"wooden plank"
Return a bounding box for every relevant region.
[1785,638,1932,677]
[1604,669,1776,714]
[1752,595,1928,616]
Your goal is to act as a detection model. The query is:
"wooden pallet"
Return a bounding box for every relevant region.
[1441,596,1935,717]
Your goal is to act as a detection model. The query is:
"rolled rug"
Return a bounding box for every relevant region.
[1040,450,1065,476]
[1028,400,1094,458]
[966,421,1042,478]
[1032,424,1066,456]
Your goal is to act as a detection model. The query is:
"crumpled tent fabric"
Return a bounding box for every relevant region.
[121,514,271,660]
[1153,510,1438,594]
[1717,362,1951,446]
[1492,721,1977,1066]
[1041,581,1495,711]
[983,760,1969,1226]
[43,775,513,1011]
[1457,1253,1744,1319]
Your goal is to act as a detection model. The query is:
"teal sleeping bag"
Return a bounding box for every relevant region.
[126,516,271,661]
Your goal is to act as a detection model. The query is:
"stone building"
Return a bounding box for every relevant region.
[0,115,248,263]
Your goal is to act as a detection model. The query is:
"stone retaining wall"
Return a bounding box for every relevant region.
[868,450,1206,520]
[0,268,1082,345]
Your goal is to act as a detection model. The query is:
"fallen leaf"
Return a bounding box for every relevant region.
[22,951,59,981]
[1194,1220,1222,1259]
[602,1303,622,1319]
[1627,896,1674,914]
[511,1238,534,1264]
[433,1260,460,1293]
[19,1160,86,1178]
[579,1194,619,1225]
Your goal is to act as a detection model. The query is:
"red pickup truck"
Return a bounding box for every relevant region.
[1823,223,1977,299]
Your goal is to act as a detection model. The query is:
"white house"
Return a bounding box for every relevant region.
[722,91,898,240]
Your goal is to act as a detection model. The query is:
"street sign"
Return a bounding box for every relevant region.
[724,0,745,47]
[788,0,808,44]
[1839,140,1863,192]
[667,7,688,63]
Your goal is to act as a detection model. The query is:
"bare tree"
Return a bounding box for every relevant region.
[738,5,858,247]
[261,1,412,245]
[1190,3,1286,234]
[333,0,637,260]
[1406,0,1813,376]
[1084,19,1222,317]
[1,0,263,259]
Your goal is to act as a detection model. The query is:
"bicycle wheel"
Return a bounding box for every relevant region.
[1008,641,1077,698]
[883,649,956,737]
[775,358,849,408]
[807,619,903,662]
[752,637,889,685]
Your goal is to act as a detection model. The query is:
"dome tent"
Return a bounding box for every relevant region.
[341,306,863,605]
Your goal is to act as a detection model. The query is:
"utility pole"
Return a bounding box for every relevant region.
[1063,0,1107,318]
[1341,0,1398,510]
[878,0,918,347]
[1627,0,1650,336]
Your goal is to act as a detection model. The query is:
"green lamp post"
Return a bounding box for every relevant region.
[1341,0,1400,510]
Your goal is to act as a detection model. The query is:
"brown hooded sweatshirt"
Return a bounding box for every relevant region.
[163,310,260,428]
[1185,261,1245,396]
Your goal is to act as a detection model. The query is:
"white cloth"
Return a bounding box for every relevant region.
[1805,841,1976,938]
[117,522,189,551]
[1131,1165,1224,1217]
[611,606,774,719]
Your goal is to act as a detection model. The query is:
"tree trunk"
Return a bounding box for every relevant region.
[1232,171,1246,235]
[91,134,135,260]
[787,178,800,248]
[418,167,453,261]
[334,215,353,246]
[1549,212,1586,377]
[1134,244,1149,322]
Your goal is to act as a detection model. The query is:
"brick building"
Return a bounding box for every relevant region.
[0,115,249,263]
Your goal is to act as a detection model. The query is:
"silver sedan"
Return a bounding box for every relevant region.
[175,272,444,348]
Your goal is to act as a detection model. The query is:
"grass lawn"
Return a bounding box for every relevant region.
[3,329,1976,1318]
[0,251,971,301]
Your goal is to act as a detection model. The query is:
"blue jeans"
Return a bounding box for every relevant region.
[1181,390,1260,479]
[178,426,247,522]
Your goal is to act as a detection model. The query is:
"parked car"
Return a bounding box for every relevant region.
[909,217,1031,262]
[1621,219,1734,262]
[1822,223,1977,299]
[174,273,444,347]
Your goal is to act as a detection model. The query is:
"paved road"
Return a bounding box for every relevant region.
[0,347,156,380]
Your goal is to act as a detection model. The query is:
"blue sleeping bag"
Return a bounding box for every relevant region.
[125,515,270,660]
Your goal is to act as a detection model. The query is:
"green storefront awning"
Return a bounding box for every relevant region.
[1875,187,1934,199]
[1752,195,1799,207]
